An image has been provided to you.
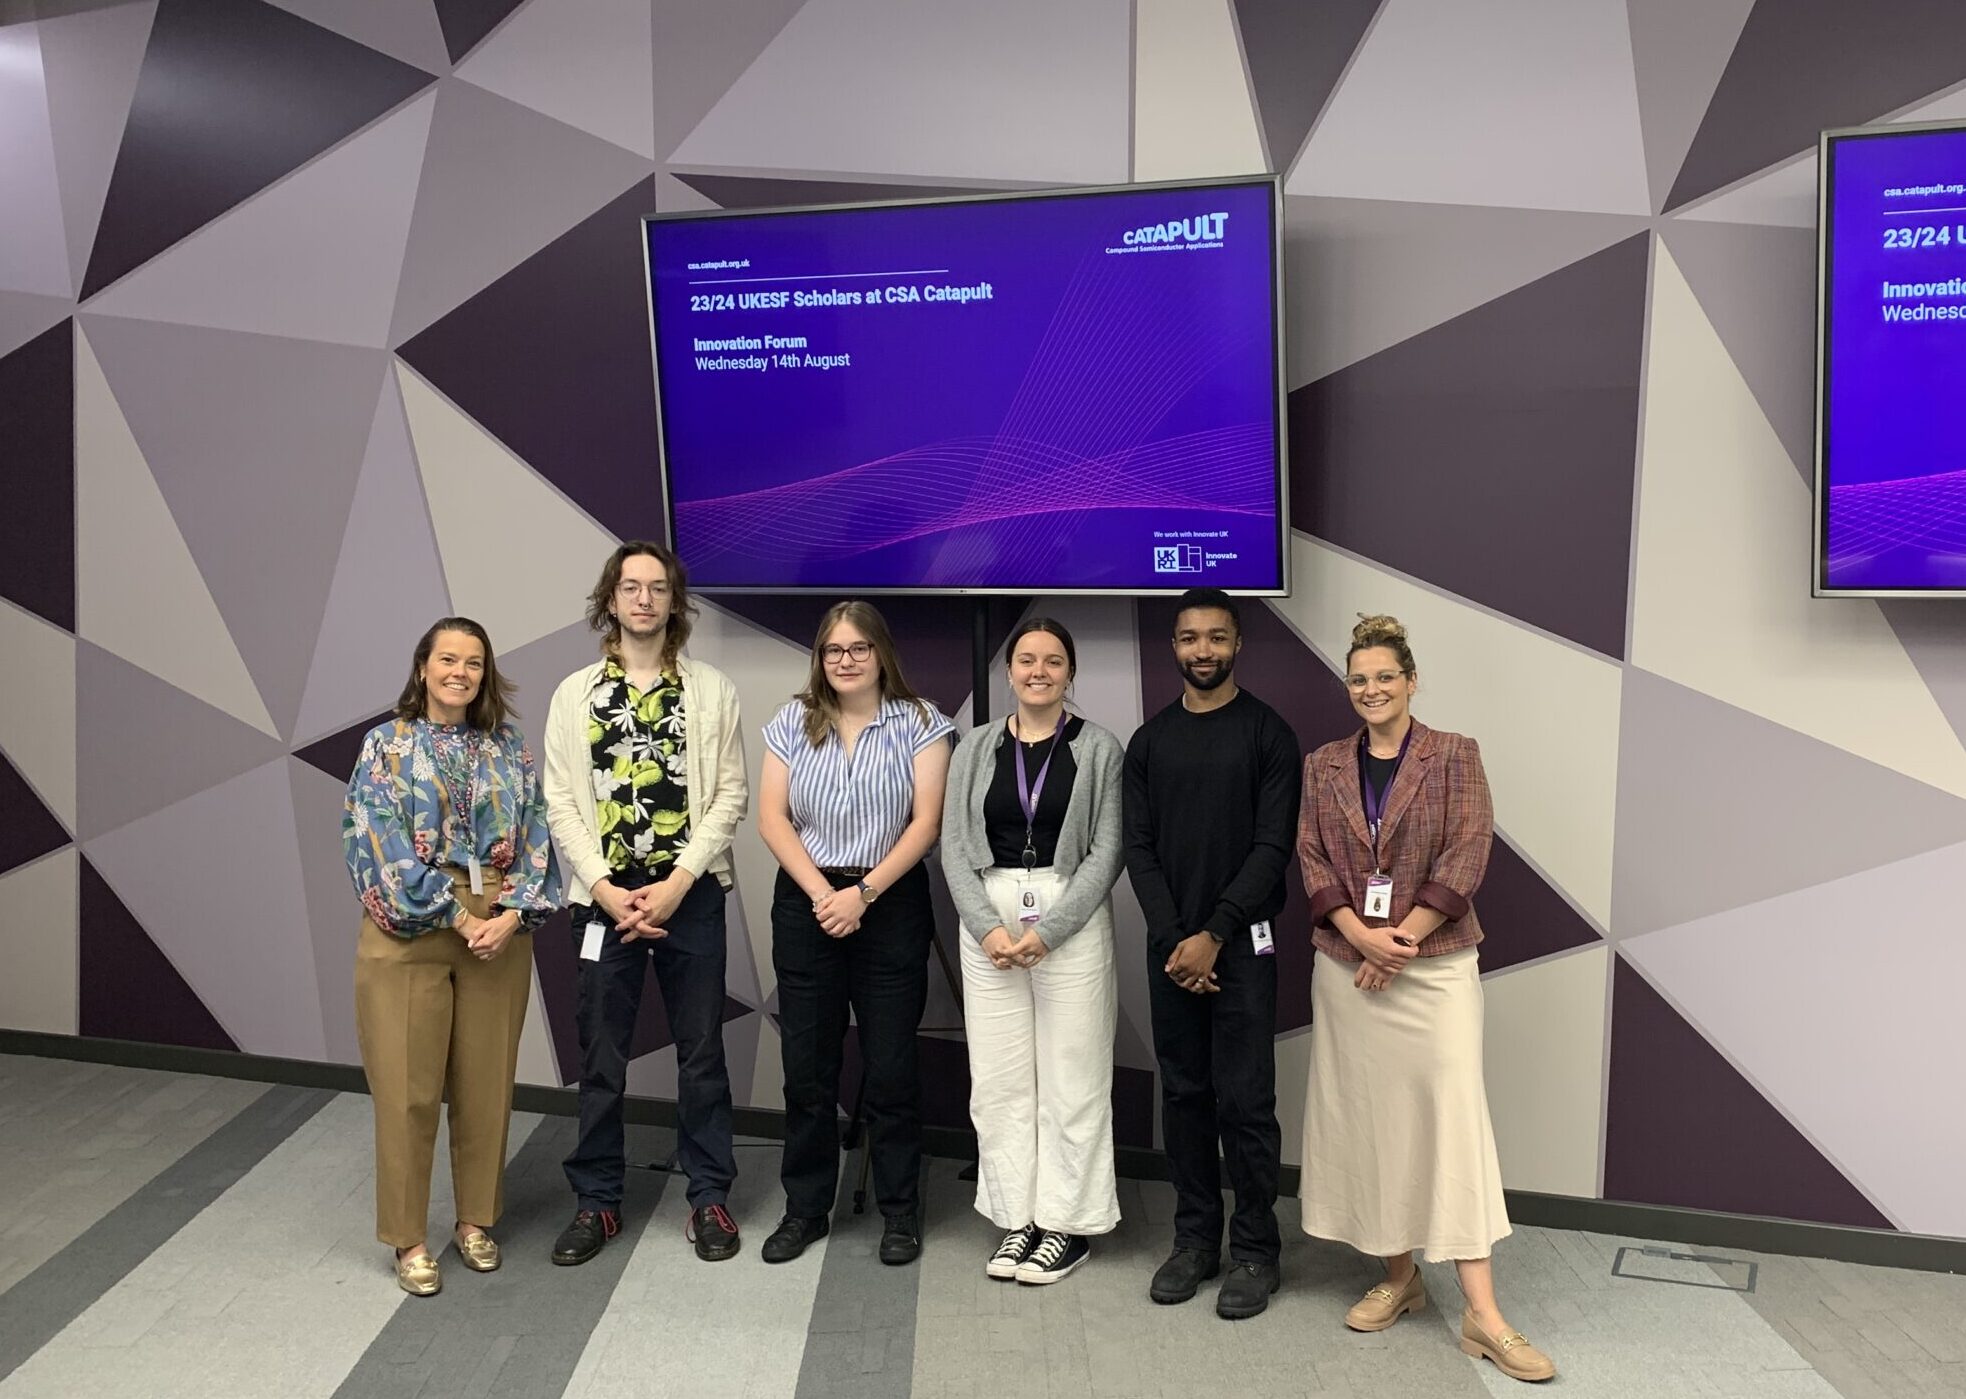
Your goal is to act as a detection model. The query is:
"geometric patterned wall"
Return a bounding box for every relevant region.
[5,0,1966,1240]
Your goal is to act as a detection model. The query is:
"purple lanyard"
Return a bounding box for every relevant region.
[1360,725,1412,861]
[1013,716,1066,868]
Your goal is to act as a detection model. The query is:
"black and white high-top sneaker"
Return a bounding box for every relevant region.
[1015,1230,1089,1284]
[986,1223,1041,1280]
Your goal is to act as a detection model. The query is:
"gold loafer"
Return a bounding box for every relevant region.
[395,1249,441,1296]
[1460,1309,1556,1382]
[454,1228,500,1273]
[1345,1270,1425,1331]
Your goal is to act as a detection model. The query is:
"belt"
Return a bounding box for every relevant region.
[818,866,871,880]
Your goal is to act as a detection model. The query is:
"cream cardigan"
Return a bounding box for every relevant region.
[541,655,748,905]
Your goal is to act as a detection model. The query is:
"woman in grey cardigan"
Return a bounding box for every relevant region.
[941,618,1125,1286]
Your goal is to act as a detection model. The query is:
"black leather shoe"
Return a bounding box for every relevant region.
[879,1214,921,1266]
[761,1214,828,1263]
[552,1209,618,1266]
[1150,1246,1221,1303]
[1216,1259,1281,1319]
[688,1203,741,1261]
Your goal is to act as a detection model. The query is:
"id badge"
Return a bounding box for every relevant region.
[467,854,484,896]
[1250,919,1275,956]
[1017,883,1044,925]
[580,919,605,962]
[1363,875,1394,920]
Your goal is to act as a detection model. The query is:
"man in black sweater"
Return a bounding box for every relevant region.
[1123,587,1301,1320]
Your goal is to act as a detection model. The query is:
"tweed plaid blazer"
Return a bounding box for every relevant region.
[1296,719,1493,963]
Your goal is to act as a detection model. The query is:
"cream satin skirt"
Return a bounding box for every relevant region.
[1300,946,1510,1262]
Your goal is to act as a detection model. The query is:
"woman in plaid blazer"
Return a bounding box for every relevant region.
[1295,615,1555,1384]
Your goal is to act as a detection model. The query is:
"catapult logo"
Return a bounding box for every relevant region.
[1116,211,1230,252]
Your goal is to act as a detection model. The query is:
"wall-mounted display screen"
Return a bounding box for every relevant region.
[1817,120,1966,596]
[643,177,1286,593]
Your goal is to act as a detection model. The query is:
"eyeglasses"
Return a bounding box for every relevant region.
[616,581,671,600]
[1346,671,1409,690]
[821,642,874,664]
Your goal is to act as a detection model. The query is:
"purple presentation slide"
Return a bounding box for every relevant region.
[1823,123,1966,591]
[644,181,1283,591]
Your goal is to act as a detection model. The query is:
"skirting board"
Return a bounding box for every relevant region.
[5,1028,1959,1275]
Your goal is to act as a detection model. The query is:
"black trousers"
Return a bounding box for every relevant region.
[1147,940,1282,1262]
[772,862,932,1219]
[563,873,735,1211]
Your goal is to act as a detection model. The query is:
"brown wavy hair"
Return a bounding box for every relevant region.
[585,540,695,674]
[1345,613,1416,676]
[796,600,932,746]
[393,617,515,730]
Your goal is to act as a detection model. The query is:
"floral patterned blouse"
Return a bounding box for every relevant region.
[343,717,562,937]
[590,659,690,876]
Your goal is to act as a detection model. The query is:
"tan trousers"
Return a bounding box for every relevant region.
[354,871,532,1248]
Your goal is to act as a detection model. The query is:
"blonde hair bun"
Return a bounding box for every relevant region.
[1350,613,1407,650]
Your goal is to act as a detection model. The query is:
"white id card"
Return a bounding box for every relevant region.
[1363,875,1393,920]
[467,854,484,896]
[1250,919,1275,956]
[1017,884,1044,925]
[580,920,606,962]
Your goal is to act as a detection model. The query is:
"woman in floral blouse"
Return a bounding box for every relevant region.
[344,617,560,1296]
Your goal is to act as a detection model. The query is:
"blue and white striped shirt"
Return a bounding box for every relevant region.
[762,697,956,868]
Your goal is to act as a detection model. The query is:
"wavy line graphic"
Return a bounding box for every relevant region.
[1826,466,1966,572]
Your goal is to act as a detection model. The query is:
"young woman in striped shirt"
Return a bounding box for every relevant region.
[755,601,955,1266]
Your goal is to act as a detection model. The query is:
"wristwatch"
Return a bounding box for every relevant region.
[857,879,880,905]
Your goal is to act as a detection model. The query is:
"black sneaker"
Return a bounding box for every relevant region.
[1015,1230,1089,1285]
[1149,1246,1221,1304]
[986,1223,1040,1280]
[1216,1259,1281,1319]
[551,1208,618,1266]
[761,1214,828,1264]
[687,1203,741,1261]
[878,1213,921,1266]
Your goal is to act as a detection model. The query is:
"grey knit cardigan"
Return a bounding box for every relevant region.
[938,716,1125,950]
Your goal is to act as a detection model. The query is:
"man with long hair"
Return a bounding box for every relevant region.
[542,542,749,1264]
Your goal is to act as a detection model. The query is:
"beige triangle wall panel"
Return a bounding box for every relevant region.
[0,850,80,1037]
[1481,945,1609,1199]
[0,601,77,832]
[1272,535,1621,926]
[1631,240,1966,798]
[1132,0,1265,182]
[398,360,619,651]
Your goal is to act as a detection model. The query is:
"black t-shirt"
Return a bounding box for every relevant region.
[985,714,1085,867]
[1121,690,1301,954]
[1361,749,1399,809]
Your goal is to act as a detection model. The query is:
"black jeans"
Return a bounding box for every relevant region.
[772,862,932,1220]
[563,872,735,1211]
[1147,940,1282,1262]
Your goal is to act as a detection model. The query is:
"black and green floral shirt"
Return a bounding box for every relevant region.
[588,658,690,876]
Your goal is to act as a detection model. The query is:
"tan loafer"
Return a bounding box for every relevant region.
[1344,1269,1425,1331]
[454,1228,500,1273]
[395,1249,441,1297]
[1460,1309,1556,1382]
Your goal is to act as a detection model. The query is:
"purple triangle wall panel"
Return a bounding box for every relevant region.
[433,0,526,65]
[296,711,394,783]
[82,0,433,298]
[0,319,75,632]
[1668,0,1966,212]
[0,750,71,878]
[1231,0,1384,173]
[79,855,239,1051]
[1290,234,1648,661]
[397,180,664,544]
[1605,955,1892,1230]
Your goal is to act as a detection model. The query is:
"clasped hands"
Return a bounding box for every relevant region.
[454,908,520,961]
[1164,932,1221,994]
[810,885,867,939]
[1352,922,1418,992]
[592,872,693,943]
[982,925,1048,970]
